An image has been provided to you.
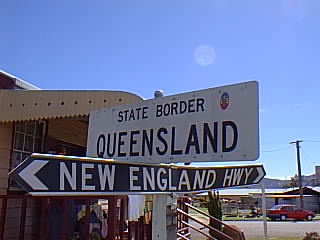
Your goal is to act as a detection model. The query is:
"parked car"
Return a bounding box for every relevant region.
[266,204,315,221]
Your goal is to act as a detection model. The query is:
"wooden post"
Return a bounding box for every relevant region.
[19,198,27,240]
[84,200,90,240]
[62,199,69,240]
[107,197,118,240]
[128,221,135,240]
[135,221,139,239]
[119,198,126,239]
[39,198,49,240]
[138,217,144,239]
[0,197,7,240]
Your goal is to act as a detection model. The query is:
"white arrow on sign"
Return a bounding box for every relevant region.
[18,160,49,190]
[253,166,265,184]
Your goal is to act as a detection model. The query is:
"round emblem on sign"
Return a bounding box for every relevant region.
[220,92,229,110]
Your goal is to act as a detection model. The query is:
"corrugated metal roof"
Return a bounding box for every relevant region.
[197,188,291,196]
[197,187,320,196]
[0,90,143,123]
[311,186,320,192]
[0,70,40,90]
[264,195,313,198]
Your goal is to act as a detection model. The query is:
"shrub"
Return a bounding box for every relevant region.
[303,232,320,240]
[208,191,223,237]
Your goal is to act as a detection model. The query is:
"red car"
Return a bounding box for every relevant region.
[266,204,315,221]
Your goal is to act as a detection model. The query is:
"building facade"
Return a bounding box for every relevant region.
[0,71,146,239]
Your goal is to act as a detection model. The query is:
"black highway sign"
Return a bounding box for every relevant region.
[9,154,266,196]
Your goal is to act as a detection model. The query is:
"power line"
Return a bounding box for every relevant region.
[301,148,316,166]
[261,146,291,152]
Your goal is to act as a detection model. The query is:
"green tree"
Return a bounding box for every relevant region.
[282,174,299,188]
[208,191,223,237]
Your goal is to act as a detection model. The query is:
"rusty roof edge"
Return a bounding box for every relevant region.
[0,90,143,123]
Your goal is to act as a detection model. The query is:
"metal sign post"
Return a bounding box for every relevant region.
[151,90,170,240]
[261,183,268,240]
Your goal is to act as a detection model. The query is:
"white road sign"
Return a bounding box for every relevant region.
[87,81,259,163]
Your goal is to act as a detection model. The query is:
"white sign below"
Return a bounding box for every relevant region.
[87,81,259,163]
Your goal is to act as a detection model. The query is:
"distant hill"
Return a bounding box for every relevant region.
[260,177,290,188]
[239,177,290,189]
[231,177,290,189]
[245,174,317,189]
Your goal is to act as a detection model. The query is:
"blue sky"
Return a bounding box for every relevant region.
[1,0,319,179]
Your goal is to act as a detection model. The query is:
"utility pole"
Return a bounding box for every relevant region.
[290,140,304,208]
[152,90,177,240]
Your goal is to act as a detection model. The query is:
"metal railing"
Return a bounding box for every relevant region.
[177,201,245,240]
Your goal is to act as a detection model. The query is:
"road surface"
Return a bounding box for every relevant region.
[228,220,320,238]
[189,215,319,239]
